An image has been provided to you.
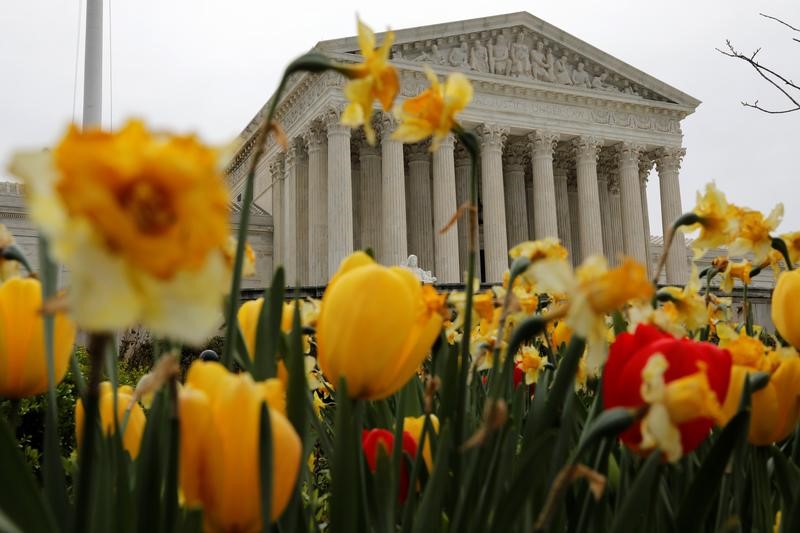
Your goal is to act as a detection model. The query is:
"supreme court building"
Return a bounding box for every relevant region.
[226,12,700,287]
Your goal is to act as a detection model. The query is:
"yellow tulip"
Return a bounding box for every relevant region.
[75,382,146,459]
[237,297,292,385]
[317,251,444,399]
[179,361,299,531]
[773,270,800,349]
[551,321,572,350]
[403,414,440,472]
[0,277,76,399]
[392,68,473,151]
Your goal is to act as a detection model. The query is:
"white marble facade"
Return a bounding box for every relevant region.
[227,12,700,286]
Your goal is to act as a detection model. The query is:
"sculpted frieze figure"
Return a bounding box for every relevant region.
[554,54,573,85]
[432,43,448,65]
[530,41,555,82]
[510,33,531,77]
[488,34,511,76]
[591,71,618,92]
[470,39,490,73]
[571,62,591,88]
[449,42,469,69]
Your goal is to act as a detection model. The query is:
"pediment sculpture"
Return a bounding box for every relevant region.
[355,26,669,103]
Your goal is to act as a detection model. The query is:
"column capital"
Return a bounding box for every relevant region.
[616,141,645,166]
[477,124,508,150]
[302,121,327,150]
[323,107,351,136]
[638,154,654,183]
[437,133,455,151]
[268,153,285,179]
[655,146,686,174]
[405,141,431,163]
[597,148,616,179]
[572,136,603,161]
[503,141,528,171]
[566,173,578,191]
[554,144,572,174]
[284,139,300,168]
[527,130,559,158]
[376,112,397,137]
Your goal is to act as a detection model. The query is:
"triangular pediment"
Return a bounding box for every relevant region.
[316,12,699,108]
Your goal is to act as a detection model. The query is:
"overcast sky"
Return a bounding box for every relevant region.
[2,0,799,235]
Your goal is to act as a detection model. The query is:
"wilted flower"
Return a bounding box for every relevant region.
[0,277,76,399]
[392,68,473,151]
[317,252,443,399]
[179,361,299,530]
[75,382,146,459]
[340,18,399,145]
[9,121,232,344]
[603,324,731,462]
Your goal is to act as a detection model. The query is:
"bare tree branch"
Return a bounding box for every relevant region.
[717,37,800,114]
[760,13,800,33]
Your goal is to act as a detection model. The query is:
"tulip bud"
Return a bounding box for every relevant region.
[772,270,800,349]
[361,428,418,502]
[75,382,146,459]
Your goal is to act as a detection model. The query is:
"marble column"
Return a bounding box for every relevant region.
[597,172,613,261]
[358,135,383,254]
[567,174,581,266]
[325,111,354,276]
[380,116,408,266]
[454,142,471,280]
[406,142,435,271]
[573,136,604,259]
[639,157,654,276]
[295,142,309,286]
[303,122,327,285]
[283,143,298,285]
[477,124,509,283]
[503,141,529,248]
[432,134,460,283]
[607,175,624,265]
[553,148,573,257]
[656,147,689,284]
[617,142,648,266]
[528,131,560,239]
[525,178,535,242]
[351,145,361,250]
[269,155,285,272]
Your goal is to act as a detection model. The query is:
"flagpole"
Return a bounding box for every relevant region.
[82,0,103,128]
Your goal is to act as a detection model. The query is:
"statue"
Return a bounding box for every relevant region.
[470,40,490,73]
[545,48,558,82]
[571,61,591,88]
[621,80,639,96]
[591,71,613,91]
[432,43,448,65]
[510,33,531,77]
[488,34,510,75]
[530,41,555,82]
[401,254,437,284]
[449,42,469,68]
[391,47,404,61]
[554,54,573,85]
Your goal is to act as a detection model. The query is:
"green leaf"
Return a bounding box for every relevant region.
[611,311,627,336]
[329,380,359,533]
[768,445,800,508]
[534,336,586,434]
[675,411,751,533]
[507,256,531,288]
[574,407,636,461]
[163,385,180,533]
[286,301,307,441]
[253,268,285,380]
[608,451,662,533]
[286,52,336,75]
[412,424,452,533]
[259,403,273,530]
[0,416,56,532]
[135,389,167,533]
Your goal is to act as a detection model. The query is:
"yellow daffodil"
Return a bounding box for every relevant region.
[9,121,232,344]
[392,68,473,151]
[683,183,740,259]
[178,361,299,530]
[729,204,783,265]
[317,251,444,399]
[509,238,568,263]
[340,18,399,145]
[658,266,709,333]
[532,255,653,372]
[719,331,800,445]
[639,354,723,462]
[75,382,146,459]
[515,345,547,385]
[773,270,800,349]
[224,237,257,278]
[403,414,440,472]
[0,277,76,399]
[711,257,752,293]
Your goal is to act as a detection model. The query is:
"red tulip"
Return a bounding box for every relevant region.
[362,428,418,502]
[603,324,732,457]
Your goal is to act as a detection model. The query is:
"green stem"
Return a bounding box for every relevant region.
[73,332,110,533]
[222,72,294,369]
